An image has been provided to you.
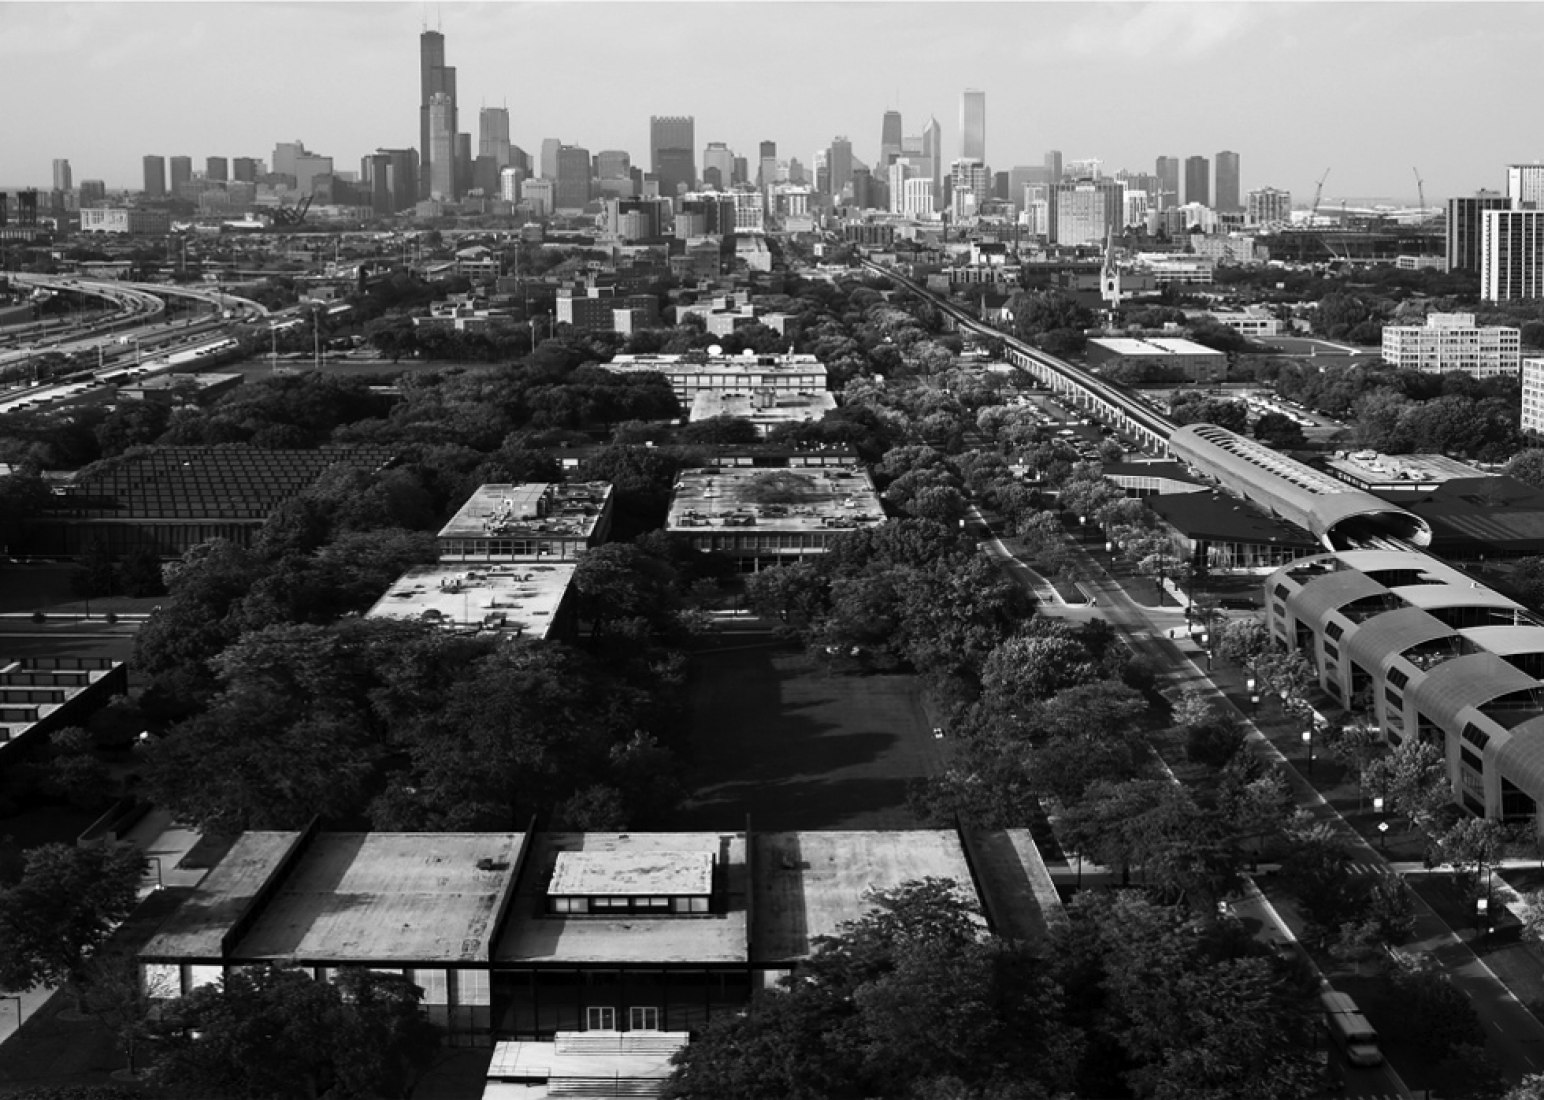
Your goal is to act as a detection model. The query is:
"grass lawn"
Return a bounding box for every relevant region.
[676,641,941,831]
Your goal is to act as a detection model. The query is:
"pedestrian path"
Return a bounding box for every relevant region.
[0,806,207,1047]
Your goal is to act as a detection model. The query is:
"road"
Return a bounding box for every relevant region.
[975,510,1544,1090]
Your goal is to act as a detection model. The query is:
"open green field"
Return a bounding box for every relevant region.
[677,642,940,831]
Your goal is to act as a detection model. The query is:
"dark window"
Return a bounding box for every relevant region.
[1462,723,1491,750]
[1461,746,1484,773]
[1325,621,1345,642]
[1274,583,1291,600]
[1385,687,1404,710]
[1387,667,1410,690]
[1323,640,1340,659]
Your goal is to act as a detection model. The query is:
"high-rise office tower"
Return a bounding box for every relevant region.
[541,139,561,181]
[1449,191,1510,273]
[232,157,259,183]
[1049,178,1124,246]
[1184,155,1210,207]
[479,107,511,169]
[951,159,989,218]
[419,29,457,200]
[169,156,193,193]
[1214,150,1240,213]
[650,116,696,196]
[922,117,942,206]
[1155,156,1180,210]
[1008,166,1049,212]
[758,141,777,190]
[555,144,593,209]
[78,180,106,206]
[879,110,902,169]
[1508,166,1544,210]
[52,159,72,192]
[456,132,472,195]
[960,89,986,163]
[1482,209,1544,301]
[1044,150,1063,183]
[828,136,854,198]
[428,93,456,199]
[702,142,733,190]
[595,151,631,180]
[142,156,165,196]
[204,157,226,183]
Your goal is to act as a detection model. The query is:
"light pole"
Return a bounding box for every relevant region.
[144,856,163,891]
[1373,795,1387,852]
[1302,727,1315,777]
[1247,676,1258,712]
[1477,896,1489,945]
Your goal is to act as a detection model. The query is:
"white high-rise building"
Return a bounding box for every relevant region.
[1482,209,1544,301]
[1508,165,1544,211]
[951,158,988,219]
[1381,313,1520,377]
[1523,358,1544,437]
[901,177,935,218]
[1246,187,1292,227]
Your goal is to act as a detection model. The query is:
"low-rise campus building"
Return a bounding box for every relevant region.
[666,463,885,570]
[1265,549,1544,828]
[0,656,127,765]
[1085,337,1226,383]
[603,352,827,408]
[139,826,1063,1048]
[437,483,613,563]
[366,563,578,641]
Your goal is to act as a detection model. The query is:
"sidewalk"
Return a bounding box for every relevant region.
[0,807,206,1048]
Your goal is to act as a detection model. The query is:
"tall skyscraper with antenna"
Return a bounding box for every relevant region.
[419,28,457,201]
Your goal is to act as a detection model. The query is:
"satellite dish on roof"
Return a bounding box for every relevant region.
[707,344,723,356]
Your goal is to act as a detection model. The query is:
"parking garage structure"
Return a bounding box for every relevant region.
[1168,424,1432,551]
[1265,550,1544,828]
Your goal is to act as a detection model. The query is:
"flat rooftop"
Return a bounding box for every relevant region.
[439,483,612,542]
[496,832,749,965]
[234,832,526,965]
[1089,336,1223,357]
[667,464,885,534]
[365,564,576,640]
[141,831,307,961]
[751,831,981,963]
[606,352,826,377]
[1324,451,1485,487]
[549,850,714,897]
[689,390,837,426]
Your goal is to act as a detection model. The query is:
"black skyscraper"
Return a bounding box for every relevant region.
[419,30,457,201]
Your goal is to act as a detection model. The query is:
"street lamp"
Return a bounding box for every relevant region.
[144,856,163,891]
[1247,676,1259,712]
[1301,727,1315,776]
[1373,795,1387,852]
[1477,896,1489,944]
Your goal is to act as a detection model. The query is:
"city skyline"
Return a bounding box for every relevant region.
[6,2,1544,203]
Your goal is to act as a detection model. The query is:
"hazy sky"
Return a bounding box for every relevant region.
[5,1,1543,203]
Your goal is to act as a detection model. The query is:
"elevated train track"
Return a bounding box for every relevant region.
[858,254,1433,553]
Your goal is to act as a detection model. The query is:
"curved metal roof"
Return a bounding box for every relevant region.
[1460,626,1544,656]
[1287,570,1393,627]
[1399,585,1525,612]
[1407,653,1538,732]
[1168,424,1432,549]
[1344,606,1455,675]
[1495,716,1544,800]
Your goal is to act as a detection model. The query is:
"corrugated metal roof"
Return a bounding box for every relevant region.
[1288,570,1390,627]
[1408,653,1536,732]
[1495,717,1544,797]
[1344,606,1455,675]
[1460,626,1544,656]
[1400,585,1523,612]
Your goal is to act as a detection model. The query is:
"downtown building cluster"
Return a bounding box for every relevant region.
[25,26,1295,251]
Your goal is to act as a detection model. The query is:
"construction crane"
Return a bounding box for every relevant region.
[1310,168,1331,223]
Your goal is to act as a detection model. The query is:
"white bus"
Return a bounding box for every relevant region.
[1319,989,1382,1067]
